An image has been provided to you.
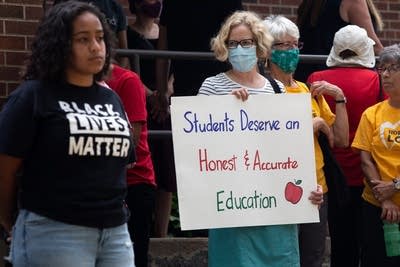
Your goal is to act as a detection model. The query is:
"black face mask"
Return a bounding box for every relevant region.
[140,1,162,18]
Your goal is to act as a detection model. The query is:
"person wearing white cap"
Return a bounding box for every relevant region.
[295,0,384,82]
[263,14,349,267]
[352,44,400,267]
[308,24,384,267]
[326,25,376,68]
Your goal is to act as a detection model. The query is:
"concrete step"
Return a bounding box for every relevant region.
[0,236,331,267]
[148,237,331,267]
[149,238,208,267]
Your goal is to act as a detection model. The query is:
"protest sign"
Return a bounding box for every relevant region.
[170,94,318,230]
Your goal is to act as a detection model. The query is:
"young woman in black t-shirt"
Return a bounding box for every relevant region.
[0,2,135,266]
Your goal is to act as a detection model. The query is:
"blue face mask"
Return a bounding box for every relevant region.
[228,45,257,72]
[271,48,299,74]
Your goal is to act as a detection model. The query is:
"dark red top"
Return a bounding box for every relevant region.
[308,67,385,186]
[107,64,156,186]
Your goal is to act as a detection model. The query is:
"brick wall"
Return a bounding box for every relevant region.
[0,0,399,106]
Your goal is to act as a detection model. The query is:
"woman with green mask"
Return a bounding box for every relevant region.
[264,15,349,267]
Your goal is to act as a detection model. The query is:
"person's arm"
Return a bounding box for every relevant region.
[341,0,384,54]
[309,185,323,209]
[310,81,349,147]
[231,88,249,101]
[331,95,349,148]
[362,150,397,201]
[360,150,400,222]
[313,117,334,147]
[143,84,155,97]
[109,67,147,136]
[0,154,22,233]
[154,24,170,122]
[131,122,143,148]
[360,150,382,188]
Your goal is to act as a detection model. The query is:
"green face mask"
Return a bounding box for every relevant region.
[271,48,299,74]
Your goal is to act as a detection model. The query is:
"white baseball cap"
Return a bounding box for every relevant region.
[326,25,376,68]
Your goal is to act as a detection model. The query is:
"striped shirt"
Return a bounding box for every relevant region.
[198,72,285,96]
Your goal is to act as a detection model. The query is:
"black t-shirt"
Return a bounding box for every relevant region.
[296,0,349,81]
[159,0,243,96]
[0,80,134,228]
[299,0,348,56]
[127,26,158,90]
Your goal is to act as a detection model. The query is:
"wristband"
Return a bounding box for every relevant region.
[393,178,400,190]
[335,97,347,104]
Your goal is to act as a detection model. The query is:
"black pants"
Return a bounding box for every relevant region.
[329,186,363,267]
[126,183,156,267]
[360,200,400,267]
[299,194,328,267]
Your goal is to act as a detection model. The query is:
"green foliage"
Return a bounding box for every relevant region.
[168,193,182,235]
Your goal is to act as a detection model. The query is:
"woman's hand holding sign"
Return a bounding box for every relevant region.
[231,88,249,101]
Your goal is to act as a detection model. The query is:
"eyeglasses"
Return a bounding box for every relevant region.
[377,64,400,75]
[272,41,303,50]
[227,39,255,49]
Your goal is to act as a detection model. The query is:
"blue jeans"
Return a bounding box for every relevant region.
[9,209,134,267]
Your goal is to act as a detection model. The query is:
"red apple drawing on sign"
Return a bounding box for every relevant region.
[285,180,303,204]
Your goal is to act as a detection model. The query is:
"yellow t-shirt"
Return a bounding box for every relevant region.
[286,81,336,193]
[352,100,400,206]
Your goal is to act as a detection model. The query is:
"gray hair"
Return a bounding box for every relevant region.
[379,44,400,65]
[263,15,299,42]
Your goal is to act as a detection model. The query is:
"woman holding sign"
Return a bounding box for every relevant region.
[198,10,323,267]
[263,15,349,267]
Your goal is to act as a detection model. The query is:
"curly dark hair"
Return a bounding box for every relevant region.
[24,1,114,82]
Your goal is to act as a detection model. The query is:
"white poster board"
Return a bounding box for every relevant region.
[170,94,319,230]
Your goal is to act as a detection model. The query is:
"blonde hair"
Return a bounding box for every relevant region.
[211,10,273,62]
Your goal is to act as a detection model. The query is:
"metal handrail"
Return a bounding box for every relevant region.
[116,49,216,60]
[116,48,329,61]
[116,49,329,73]
[147,130,173,140]
[114,49,330,139]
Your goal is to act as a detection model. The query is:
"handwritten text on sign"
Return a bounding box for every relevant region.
[170,94,319,230]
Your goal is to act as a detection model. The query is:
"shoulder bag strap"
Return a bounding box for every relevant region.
[258,61,281,94]
[265,74,281,94]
